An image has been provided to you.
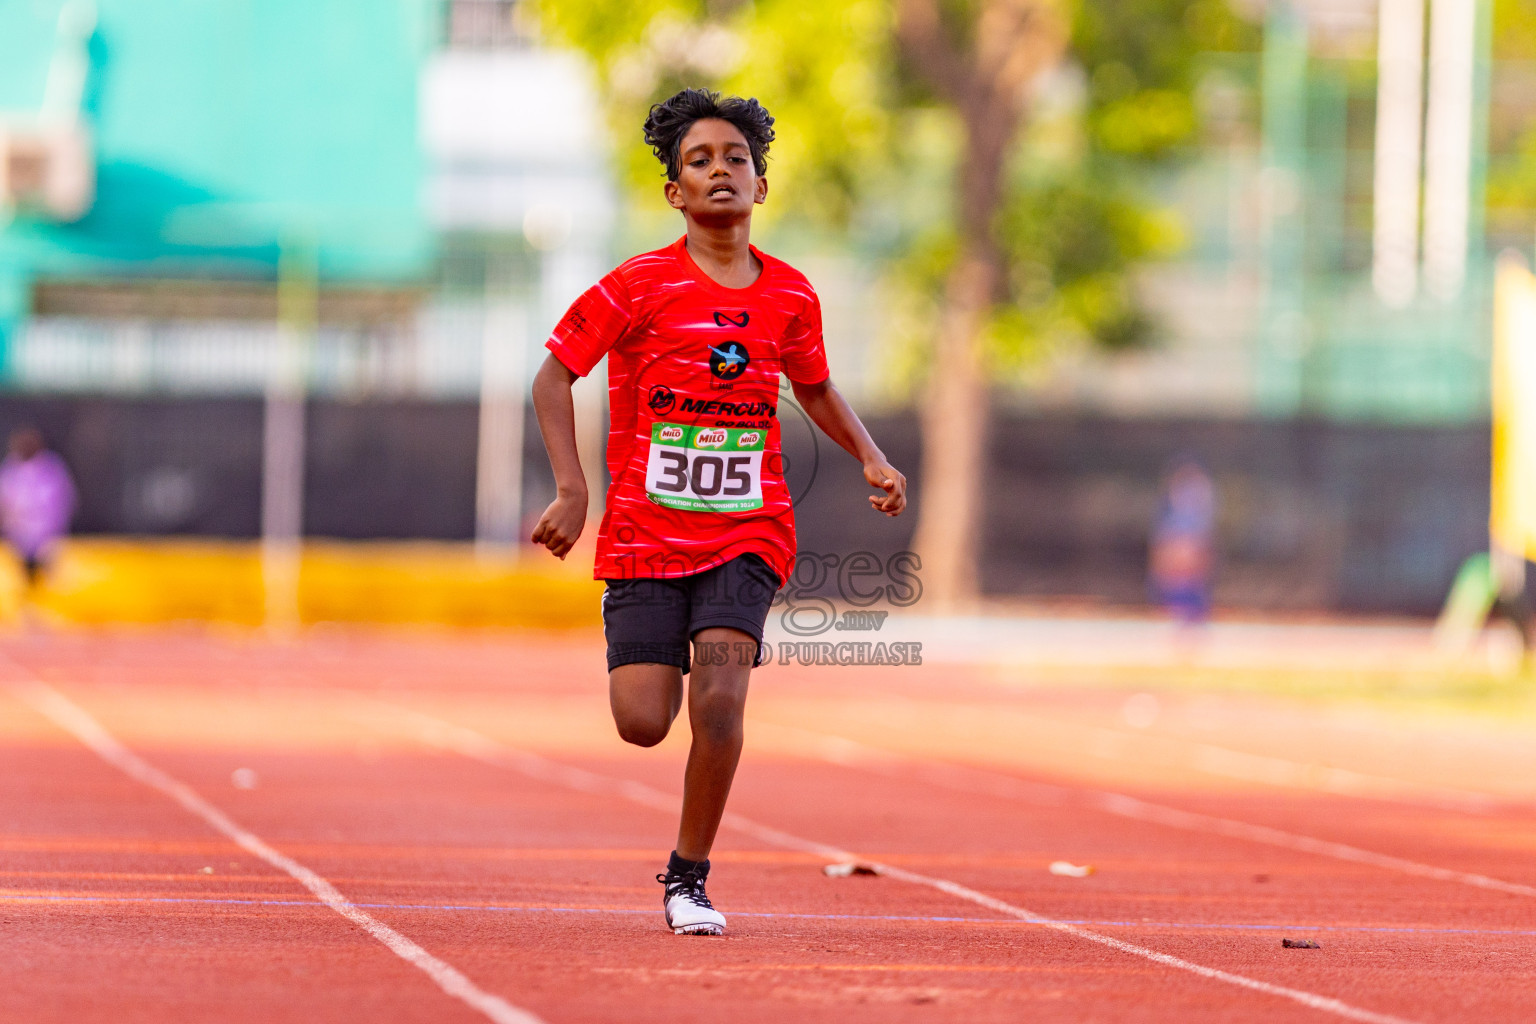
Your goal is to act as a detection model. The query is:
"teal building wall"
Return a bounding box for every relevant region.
[0,0,433,370]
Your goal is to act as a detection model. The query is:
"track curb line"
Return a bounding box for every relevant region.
[11,680,546,1024]
[364,699,1421,1024]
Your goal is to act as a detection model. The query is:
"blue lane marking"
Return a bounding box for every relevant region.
[12,893,1536,937]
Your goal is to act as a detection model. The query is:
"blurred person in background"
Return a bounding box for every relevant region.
[1150,457,1216,627]
[1489,545,1534,653]
[0,427,76,591]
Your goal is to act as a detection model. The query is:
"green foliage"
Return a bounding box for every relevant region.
[1003,178,1176,346]
[890,177,1181,377]
[533,0,894,229]
[1493,0,1536,60]
[1488,0,1536,239]
[533,0,1254,378]
[1488,127,1536,235]
[1075,0,1256,157]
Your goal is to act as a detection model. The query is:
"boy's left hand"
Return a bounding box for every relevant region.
[863,458,907,517]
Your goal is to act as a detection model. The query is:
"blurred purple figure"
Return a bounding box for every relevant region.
[1150,459,1216,625]
[0,428,76,587]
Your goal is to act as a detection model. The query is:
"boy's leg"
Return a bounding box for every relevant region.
[608,664,684,747]
[675,626,753,862]
[652,553,776,933]
[603,576,690,746]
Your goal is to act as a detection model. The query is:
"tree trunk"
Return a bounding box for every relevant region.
[898,0,1066,614]
[909,99,1015,613]
[910,246,999,612]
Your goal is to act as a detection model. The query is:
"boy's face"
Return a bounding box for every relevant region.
[664,118,767,223]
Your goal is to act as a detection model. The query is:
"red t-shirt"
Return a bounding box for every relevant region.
[546,237,830,585]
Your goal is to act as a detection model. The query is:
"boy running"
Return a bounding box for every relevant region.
[530,88,906,936]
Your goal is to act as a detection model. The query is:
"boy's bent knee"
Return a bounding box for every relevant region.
[614,711,671,748]
[608,663,683,747]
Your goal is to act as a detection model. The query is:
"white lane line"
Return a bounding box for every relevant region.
[884,698,1508,815]
[358,699,1419,1024]
[752,721,1536,900]
[873,865,1415,1024]
[12,681,545,1024]
[1099,794,1536,899]
[1183,742,1500,815]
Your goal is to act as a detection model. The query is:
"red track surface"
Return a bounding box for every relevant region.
[4,629,1535,1022]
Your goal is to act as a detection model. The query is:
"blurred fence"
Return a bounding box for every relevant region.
[9,303,527,399]
[0,394,1487,615]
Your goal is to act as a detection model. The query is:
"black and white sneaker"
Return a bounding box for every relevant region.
[657,855,726,936]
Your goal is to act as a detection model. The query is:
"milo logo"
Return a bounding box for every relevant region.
[659,425,684,443]
[694,429,728,449]
[737,431,761,448]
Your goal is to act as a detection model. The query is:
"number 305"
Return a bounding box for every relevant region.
[654,452,753,496]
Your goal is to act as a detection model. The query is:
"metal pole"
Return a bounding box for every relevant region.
[1422,0,1477,302]
[1256,0,1309,415]
[262,234,315,629]
[475,295,526,557]
[1371,0,1425,308]
[541,244,606,513]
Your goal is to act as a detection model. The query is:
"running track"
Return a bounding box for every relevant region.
[4,629,1535,1022]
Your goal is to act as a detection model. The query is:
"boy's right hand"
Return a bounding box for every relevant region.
[531,492,587,559]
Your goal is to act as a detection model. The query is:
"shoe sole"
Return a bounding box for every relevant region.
[673,923,725,936]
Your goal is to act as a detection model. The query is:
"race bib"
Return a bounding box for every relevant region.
[645,422,765,512]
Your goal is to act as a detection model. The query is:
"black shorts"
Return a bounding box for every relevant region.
[602,553,780,674]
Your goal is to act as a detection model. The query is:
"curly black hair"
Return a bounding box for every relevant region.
[643,88,775,182]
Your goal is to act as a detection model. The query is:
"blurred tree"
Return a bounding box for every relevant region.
[532,0,899,233]
[533,0,1252,609]
[892,0,1070,612]
[1487,0,1536,241]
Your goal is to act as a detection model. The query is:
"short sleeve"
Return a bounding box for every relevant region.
[779,287,830,385]
[546,270,633,377]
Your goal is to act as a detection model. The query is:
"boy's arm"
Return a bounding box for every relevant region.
[530,354,588,558]
[790,377,907,517]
